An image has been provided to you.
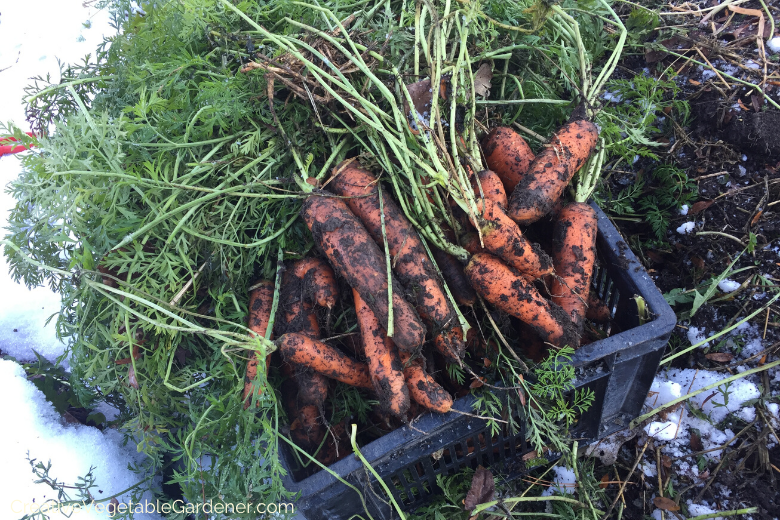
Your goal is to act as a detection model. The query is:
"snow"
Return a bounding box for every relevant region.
[717,279,741,293]
[769,36,780,54]
[0,360,160,519]
[0,3,162,519]
[687,501,723,520]
[738,165,747,177]
[687,326,710,349]
[676,222,696,235]
[679,204,689,215]
[541,466,576,496]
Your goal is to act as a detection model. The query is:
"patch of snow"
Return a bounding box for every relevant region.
[736,407,755,423]
[679,204,689,215]
[741,154,747,161]
[0,359,161,519]
[687,501,723,520]
[769,36,780,54]
[738,165,747,177]
[602,91,623,103]
[717,279,741,293]
[676,222,695,235]
[745,60,760,70]
[701,69,716,80]
[687,326,710,349]
[541,466,576,496]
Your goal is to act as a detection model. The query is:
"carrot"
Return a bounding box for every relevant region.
[399,350,453,413]
[302,193,426,351]
[586,291,611,323]
[290,404,326,449]
[464,252,576,349]
[475,199,554,280]
[482,126,535,194]
[507,120,599,226]
[243,281,274,409]
[461,232,485,256]
[279,267,322,339]
[353,289,410,418]
[431,247,476,306]
[471,169,508,210]
[551,203,598,341]
[292,257,338,309]
[278,332,373,389]
[328,162,464,361]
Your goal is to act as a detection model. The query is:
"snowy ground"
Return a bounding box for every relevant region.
[1,2,161,519]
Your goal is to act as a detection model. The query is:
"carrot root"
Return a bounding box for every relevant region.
[278,332,373,389]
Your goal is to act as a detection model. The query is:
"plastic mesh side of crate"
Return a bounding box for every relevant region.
[383,414,529,509]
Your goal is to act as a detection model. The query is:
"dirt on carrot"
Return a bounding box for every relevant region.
[482,126,535,194]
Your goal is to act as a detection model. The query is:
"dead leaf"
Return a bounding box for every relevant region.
[690,430,704,452]
[464,466,495,511]
[647,250,666,264]
[470,377,485,389]
[474,63,493,98]
[690,200,714,214]
[689,79,701,86]
[522,450,538,461]
[705,352,734,363]
[108,498,120,515]
[662,455,672,468]
[691,256,705,269]
[599,474,610,489]
[738,99,749,112]
[517,388,526,406]
[128,365,139,389]
[645,36,685,64]
[750,210,763,226]
[751,94,762,113]
[653,497,680,511]
[483,357,492,367]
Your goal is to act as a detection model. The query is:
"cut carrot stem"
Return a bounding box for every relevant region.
[302,193,426,351]
[465,252,576,349]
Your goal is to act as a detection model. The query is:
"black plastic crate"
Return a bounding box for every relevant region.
[280,202,676,520]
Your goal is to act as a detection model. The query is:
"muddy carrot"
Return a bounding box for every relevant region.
[399,350,453,413]
[475,199,554,280]
[243,281,274,409]
[302,193,426,352]
[471,169,508,210]
[278,332,373,389]
[354,289,410,418]
[292,257,338,309]
[550,203,598,341]
[328,161,464,361]
[431,247,476,306]
[482,126,535,194]
[464,252,576,349]
[507,120,599,226]
[586,291,611,323]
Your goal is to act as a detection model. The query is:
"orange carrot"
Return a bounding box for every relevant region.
[278,332,373,389]
[399,350,453,413]
[471,169,508,210]
[329,161,464,362]
[243,281,274,409]
[353,289,410,418]
[431,247,476,306]
[464,252,576,349]
[302,193,427,352]
[475,199,554,280]
[292,257,338,309]
[586,291,611,323]
[551,203,598,340]
[507,120,599,225]
[482,126,535,194]
[461,232,485,256]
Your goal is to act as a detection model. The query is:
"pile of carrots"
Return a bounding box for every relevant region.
[242,117,614,466]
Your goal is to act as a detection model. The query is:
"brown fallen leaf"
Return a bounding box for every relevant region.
[750,210,763,226]
[470,377,485,389]
[738,99,749,112]
[599,474,610,489]
[705,352,734,363]
[691,256,705,269]
[653,497,680,511]
[473,63,493,98]
[662,454,672,468]
[689,79,701,86]
[751,94,762,113]
[128,365,139,389]
[690,430,704,452]
[690,200,714,214]
[464,466,495,511]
